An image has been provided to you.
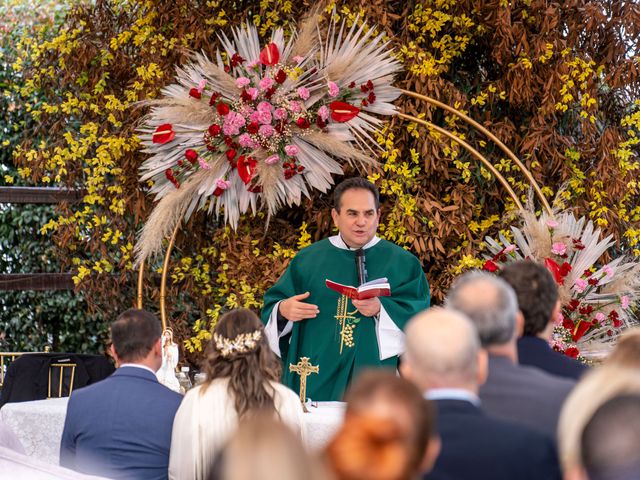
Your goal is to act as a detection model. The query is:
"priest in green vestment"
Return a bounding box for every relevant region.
[261,177,430,401]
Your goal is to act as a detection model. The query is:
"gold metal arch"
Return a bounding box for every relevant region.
[137,91,551,328]
[400,89,552,214]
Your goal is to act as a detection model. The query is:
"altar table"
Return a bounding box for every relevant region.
[0,397,345,465]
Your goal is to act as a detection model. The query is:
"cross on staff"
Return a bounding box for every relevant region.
[289,357,319,411]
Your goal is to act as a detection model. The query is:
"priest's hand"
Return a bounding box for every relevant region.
[352,297,381,317]
[279,292,320,322]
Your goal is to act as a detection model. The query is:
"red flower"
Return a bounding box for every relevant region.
[185,149,198,164]
[348,81,356,88]
[562,317,575,330]
[213,187,225,197]
[231,53,244,66]
[483,260,499,272]
[216,102,230,116]
[152,124,175,144]
[223,136,233,146]
[209,92,220,106]
[588,277,598,286]
[265,86,276,99]
[189,88,202,99]
[208,124,221,136]
[259,42,280,66]
[544,258,571,285]
[564,347,580,359]
[572,321,592,341]
[361,99,369,107]
[275,69,287,84]
[316,117,327,128]
[368,92,376,103]
[237,155,257,184]
[329,101,360,122]
[240,89,252,103]
[165,168,175,180]
[226,149,237,162]
[567,299,580,312]
[224,65,230,73]
[247,122,259,134]
[296,117,311,129]
[247,183,262,193]
[366,80,374,90]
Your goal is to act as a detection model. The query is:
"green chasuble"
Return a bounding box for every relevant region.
[261,237,430,401]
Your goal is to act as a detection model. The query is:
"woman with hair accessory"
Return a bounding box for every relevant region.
[168,308,304,480]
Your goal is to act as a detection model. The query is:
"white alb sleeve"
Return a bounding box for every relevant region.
[375,303,405,360]
[264,300,293,358]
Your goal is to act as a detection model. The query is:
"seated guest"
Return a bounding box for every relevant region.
[325,371,440,480]
[401,307,561,480]
[211,413,328,480]
[566,395,640,480]
[60,309,182,479]
[445,271,575,437]
[499,260,588,379]
[558,330,640,473]
[169,308,303,480]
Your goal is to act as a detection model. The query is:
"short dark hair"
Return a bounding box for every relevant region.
[499,260,559,336]
[581,394,640,480]
[333,177,379,212]
[110,309,162,362]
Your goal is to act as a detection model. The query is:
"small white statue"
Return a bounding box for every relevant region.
[156,328,181,392]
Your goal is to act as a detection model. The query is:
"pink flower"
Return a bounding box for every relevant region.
[246,59,259,68]
[223,123,240,136]
[602,265,614,278]
[546,219,559,228]
[236,77,251,88]
[238,133,255,148]
[574,278,588,293]
[551,242,567,256]
[621,295,630,309]
[504,244,516,253]
[289,100,301,113]
[246,87,259,100]
[197,79,207,92]
[264,154,280,165]
[222,111,246,135]
[328,81,339,97]
[595,312,606,323]
[249,111,261,123]
[198,157,211,170]
[293,55,304,64]
[284,145,299,156]
[216,179,231,190]
[274,107,288,120]
[296,87,310,100]
[259,124,275,137]
[317,105,329,121]
[257,110,272,125]
[257,101,272,113]
[259,77,274,91]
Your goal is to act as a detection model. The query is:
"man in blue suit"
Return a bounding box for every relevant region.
[60,309,183,479]
[401,307,561,480]
[499,260,589,380]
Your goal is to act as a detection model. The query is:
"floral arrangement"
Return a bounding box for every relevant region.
[135,13,401,262]
[483,208,640,361]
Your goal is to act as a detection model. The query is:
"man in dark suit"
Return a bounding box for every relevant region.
[500,260,589,380]
[60,309,182,480]
[401,307,561,480]
[445,271,575,438]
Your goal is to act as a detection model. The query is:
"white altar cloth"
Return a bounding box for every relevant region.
[0,397,344,465]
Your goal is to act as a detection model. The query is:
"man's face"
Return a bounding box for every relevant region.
[331,188,380,248]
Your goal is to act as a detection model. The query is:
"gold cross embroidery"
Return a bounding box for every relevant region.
[334,294,359,354]
[289,357,319,411]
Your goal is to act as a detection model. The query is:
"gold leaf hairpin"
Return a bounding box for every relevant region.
[213,330,262,358]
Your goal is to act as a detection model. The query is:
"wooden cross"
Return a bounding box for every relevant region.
[289,357,319,411]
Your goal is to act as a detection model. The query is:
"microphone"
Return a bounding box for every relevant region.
[355,248,368,286]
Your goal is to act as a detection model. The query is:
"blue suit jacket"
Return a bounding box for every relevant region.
[518,335,589,380]
[60,366,182,480]
[425,399,561,480]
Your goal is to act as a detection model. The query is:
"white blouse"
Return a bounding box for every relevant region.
[168,378,304,480]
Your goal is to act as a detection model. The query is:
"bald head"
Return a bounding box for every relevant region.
[403,307,481,390]
[445,271,518,347]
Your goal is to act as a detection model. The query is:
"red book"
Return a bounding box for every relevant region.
[325,278,391,300]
